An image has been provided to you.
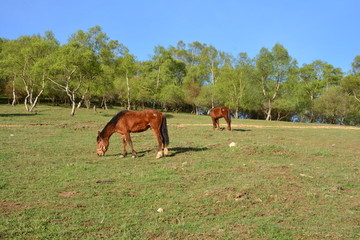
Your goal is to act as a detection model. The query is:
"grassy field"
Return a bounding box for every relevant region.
[1,105,359,239]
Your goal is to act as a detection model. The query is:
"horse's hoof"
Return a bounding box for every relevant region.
[131,155,137,158]
[164,148,169,156]
[156,151,164,159]
[119,154,126,158]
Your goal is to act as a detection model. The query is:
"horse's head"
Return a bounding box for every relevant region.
[96,131,109,156]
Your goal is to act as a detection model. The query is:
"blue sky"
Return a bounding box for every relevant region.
[1,0,359,73]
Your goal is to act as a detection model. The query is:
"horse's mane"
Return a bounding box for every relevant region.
[99,110,129,138]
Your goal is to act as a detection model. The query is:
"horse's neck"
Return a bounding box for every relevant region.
[101,125,116,139]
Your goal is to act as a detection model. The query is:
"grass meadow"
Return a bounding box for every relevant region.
[1,105,359,239]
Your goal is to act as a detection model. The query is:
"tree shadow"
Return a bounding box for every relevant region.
[231,129,252,132]
[101,113,175,119]
[167,147,209,157]
[102,114,117,118]
[214,127,251,132]
[0,113,37,117]
[163,114,174,119]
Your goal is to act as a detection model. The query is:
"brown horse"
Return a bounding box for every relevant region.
[209,107,231,131]
[96,110,169,159]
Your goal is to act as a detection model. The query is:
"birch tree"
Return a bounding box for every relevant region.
[255,44,296,120]
[201,45,221,108]
[47,42,99,116]
[172,41,207,114]
[68,26,127,109]
[0,33,58,111]
[299,60,343,121]
[115,52,137,110]
[217,53,255,118]
[341,56,360,103]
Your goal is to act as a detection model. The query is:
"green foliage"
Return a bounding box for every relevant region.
[313,87,359,124]
[298,60,345,122]
[159,84,185,110]
[0,33,59,110]
[341,59,360,104]
[254,44,298,120]
[0,27,359,125]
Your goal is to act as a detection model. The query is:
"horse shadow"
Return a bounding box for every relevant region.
[104,149,152,158]
[101,147,208,158]
[100,147,207,158]
[167,147,209,157]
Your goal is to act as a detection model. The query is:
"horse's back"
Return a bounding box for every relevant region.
[210,107,229,118]
[117,110,163,133]
[122,109,162,119]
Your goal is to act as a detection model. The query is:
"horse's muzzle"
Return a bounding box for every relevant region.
[97,151,105,156]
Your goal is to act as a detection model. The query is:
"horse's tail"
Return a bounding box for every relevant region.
[161,116,169,146]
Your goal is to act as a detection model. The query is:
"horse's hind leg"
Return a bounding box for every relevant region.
[163,143,169,156]
[154,130,164,159]
[224,116,231,131]
[149,127,163,159]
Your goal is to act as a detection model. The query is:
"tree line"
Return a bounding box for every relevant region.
[0,26,359,125]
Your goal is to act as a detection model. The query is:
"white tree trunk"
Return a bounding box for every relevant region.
[265,99,272,121]
[126,71,131,110]
[28,75,46,112]
[211,63,215,108]
[70,92,76,116]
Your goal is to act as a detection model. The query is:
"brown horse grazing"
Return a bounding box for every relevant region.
[96,110,169,159]
[209,107,231,131]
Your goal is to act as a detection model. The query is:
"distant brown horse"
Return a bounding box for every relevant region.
[96,110,169,159]
[209,107,231,131]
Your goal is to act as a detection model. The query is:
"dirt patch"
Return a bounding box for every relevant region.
[0,200,47,216]
[0,123,94,130]
[170,123,360,130]
[0,200,26,213]
[0,123,51,128]
[58,191,77,198]
[0,124,32,128]
[1,123,359,130]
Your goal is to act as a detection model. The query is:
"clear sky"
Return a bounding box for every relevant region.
[1,0,359,73]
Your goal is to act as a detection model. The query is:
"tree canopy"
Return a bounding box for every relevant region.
[0,26,359,125]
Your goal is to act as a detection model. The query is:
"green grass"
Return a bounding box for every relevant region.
[1,105,359,239]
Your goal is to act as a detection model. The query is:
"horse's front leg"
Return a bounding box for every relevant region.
[211,118,217,130]
[216,119,220,130]
[120,135,128,158]
[125,133,137,158]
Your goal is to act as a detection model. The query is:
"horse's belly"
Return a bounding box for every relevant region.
[130,124,150,133]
